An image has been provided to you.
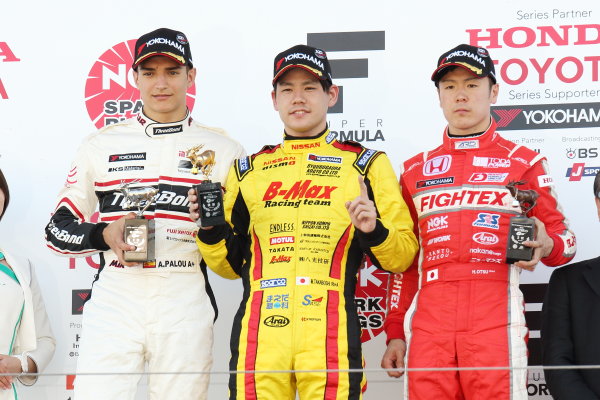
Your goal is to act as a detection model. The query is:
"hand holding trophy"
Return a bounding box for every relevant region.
[187,145,226,227]
[119,182,159,262]
[505,180,539,264]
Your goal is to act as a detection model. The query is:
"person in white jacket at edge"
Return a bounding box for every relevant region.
[0,168,55,399]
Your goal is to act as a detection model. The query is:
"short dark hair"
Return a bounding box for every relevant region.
[0,169,9,221]
[594,170,600,199]
[434,66,495,90]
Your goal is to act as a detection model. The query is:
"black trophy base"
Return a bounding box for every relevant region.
[506,216,535,264]
[194,182,226,227]
[123,217,155,262]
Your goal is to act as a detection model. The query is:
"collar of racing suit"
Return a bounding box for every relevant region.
[442,117,500,152]
[280,128,336,154]
[136,109,194,138]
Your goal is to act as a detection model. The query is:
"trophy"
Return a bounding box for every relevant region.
[505,180,539,264]
[186,145,225,227]
[119,182,159,262]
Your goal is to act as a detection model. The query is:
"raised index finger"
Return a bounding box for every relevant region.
[358,176,369,199]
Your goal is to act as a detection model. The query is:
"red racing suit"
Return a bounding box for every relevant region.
[384,120,576,400]
[196,129,418,400]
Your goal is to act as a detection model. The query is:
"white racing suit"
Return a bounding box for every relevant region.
[45,111,245,400]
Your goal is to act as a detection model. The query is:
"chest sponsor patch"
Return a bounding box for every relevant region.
[423,155,452,176]
[473,231,499,245]
[427,234,451,245]
[455,140,479,150]
[107,165,144,172]
[153,125,183,135]
[263,315,290,327]
[416,177,454,188]
[307,153,342,164]
[270,236,295,245]
[426,215,449,232]
[473,156,511,168]
[472,213,501,229]
[108,152,146,162]
[415,188,512,216]
[260,278,287,289]
[468,172,509,183]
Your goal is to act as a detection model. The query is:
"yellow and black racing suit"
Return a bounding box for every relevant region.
[196,129,418,400]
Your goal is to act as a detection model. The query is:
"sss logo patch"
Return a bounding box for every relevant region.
[472,213,501,229]
[354,256,389,343]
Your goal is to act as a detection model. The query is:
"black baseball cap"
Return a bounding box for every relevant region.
[272,44,333,86]
[431,44,496,85]
[132,28,193,70]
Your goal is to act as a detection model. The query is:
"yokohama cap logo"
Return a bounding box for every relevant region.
[445,50,486,68]
[84,40,195,129]
[145,37,185,54]
[415,188,513,216]
[282,53,324,70]
[423,156,452,176]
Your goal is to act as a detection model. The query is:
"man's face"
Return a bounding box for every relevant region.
[133,56,195,123]
[272,68,338,138]
[437,68,499,136]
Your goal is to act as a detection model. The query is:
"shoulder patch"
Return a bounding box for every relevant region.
[234,157,253,180]
[332,140,363,154]
[254,144,279,157]
[353,148,382,176]
[191,120,229,137]
[509,144,544,166]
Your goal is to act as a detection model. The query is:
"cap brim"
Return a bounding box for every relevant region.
[132,52,187,69]
[272,64,328,85]
[431,63,483,82]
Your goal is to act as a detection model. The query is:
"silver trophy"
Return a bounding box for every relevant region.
[119,182,159,262]
[187,145,225,227]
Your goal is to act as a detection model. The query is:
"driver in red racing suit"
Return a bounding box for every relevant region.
[381,44,576,400]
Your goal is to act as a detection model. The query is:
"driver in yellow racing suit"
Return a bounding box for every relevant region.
[189,44,418,399]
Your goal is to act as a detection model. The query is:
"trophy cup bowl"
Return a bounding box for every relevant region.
[119,182,158,262]
[186,145,226,227]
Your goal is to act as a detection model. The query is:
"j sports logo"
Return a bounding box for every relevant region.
[84,40,195,128]
[492,103,600,131]
[72,289,91,315]
[566,163,600,181]
[307,31,384,114]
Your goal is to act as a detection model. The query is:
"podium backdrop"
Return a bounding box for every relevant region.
[1,1,598,398]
